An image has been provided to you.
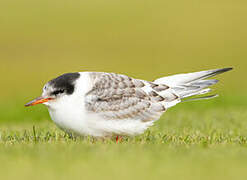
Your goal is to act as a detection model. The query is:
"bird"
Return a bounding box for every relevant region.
[25,68,232,139]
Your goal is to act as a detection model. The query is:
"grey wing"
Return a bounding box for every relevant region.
[84,72,171,122]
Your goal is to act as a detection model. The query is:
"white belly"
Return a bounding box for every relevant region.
[48,106,154,137]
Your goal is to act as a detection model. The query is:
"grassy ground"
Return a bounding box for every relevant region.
[0,96,247,180]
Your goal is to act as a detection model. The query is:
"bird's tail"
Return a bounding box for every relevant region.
[154,68,232,102]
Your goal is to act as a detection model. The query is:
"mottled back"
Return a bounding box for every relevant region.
[85,72,179,122]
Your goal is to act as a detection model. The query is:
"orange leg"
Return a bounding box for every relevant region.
[116,136,122,143]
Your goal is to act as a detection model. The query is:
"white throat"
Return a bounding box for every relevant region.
[44,72,92,134]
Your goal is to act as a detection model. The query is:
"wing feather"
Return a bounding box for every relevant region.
[85,72,170,122]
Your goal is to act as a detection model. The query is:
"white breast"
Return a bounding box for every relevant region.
[46,72,92,135]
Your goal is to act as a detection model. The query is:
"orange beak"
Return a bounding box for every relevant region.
[25,97,54,107]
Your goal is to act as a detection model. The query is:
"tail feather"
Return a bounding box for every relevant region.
[192,79,219,87]
[179,88,212,99]
[182,94,219,102]
[154,67,232,101]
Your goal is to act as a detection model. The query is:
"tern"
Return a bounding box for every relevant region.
[25,68,232,139]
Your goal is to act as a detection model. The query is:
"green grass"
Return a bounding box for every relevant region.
[0,96,247,180]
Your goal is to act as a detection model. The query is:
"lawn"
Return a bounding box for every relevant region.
[0,95,247,180]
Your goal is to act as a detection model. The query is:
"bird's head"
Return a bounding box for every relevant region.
[25,73,80,107]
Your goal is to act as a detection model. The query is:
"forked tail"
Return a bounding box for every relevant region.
[154,68,233,102]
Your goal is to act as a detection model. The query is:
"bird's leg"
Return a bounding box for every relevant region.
[116,136,122,143]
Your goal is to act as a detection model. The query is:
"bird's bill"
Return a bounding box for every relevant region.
[25,97,54,107]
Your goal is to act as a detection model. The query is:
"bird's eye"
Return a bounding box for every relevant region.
[52,89,65,96]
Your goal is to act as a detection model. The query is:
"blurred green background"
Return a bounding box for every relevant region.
[0,1,247,180]
[1,0,246,123]
[1,0,246,96]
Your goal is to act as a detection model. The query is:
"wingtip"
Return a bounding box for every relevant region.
[213,67,233,75]
[221,67,233,72]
